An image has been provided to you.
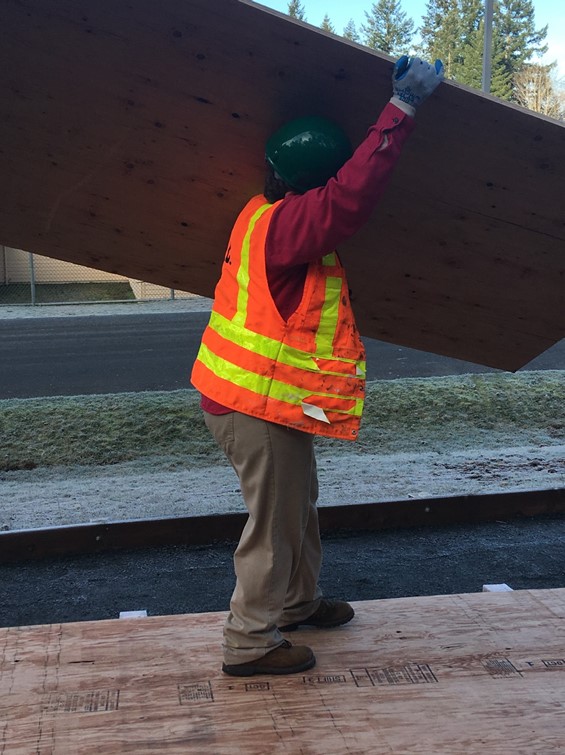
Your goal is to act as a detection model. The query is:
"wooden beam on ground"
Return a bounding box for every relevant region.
[1,589,564,752]
[0,487,563,564]
[1,0,564,370]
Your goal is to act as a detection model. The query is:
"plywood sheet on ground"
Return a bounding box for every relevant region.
[1,0,564,370]
[1,589,565,753]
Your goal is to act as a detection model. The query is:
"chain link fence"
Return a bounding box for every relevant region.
[0,246,194,305]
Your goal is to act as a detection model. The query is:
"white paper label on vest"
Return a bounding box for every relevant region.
[301,402,331,424]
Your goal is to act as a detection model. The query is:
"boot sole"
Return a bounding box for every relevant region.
[222,654,316,677]
[279,614,354,632]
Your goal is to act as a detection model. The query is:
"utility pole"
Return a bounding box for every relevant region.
[482,0,494,92]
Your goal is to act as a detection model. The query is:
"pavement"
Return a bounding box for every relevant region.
[1,515,563,629]
[0,297,214,319]
[2,299,564,399]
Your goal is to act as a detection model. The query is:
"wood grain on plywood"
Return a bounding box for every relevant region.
[1,590,565,753]
[1,0,564,369]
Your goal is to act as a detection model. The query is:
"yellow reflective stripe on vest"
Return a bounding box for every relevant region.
[322,252,336,266]
[198,343,363,417]
[315,276,341,356]
[208,310,365,376]
[234,202,273,326]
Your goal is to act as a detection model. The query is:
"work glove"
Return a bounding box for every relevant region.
[390,56,444,117]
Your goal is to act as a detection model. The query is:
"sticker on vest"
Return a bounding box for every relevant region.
[301,402,330,424]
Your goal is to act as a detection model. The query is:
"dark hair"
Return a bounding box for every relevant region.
[263,161,294,203]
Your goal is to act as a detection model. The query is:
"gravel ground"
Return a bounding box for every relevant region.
[2,440,564,532]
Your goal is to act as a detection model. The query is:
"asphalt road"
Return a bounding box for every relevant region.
[2,516,564,628]
[1,311,564,399]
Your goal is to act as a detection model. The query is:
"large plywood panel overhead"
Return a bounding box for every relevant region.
[1,0,564,370]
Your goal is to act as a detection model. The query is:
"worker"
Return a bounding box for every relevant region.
[191,56,444,676]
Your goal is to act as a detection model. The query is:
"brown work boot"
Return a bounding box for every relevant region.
[222,640,315,677]
[279,599,355,631]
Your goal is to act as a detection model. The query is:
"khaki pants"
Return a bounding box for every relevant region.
[204,411,323,665]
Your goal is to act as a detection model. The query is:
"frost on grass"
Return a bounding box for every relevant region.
[0,372,564,530]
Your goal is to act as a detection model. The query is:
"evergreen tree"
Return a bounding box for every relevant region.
[418,0,469,78]
[320,13,336,33]
[287,0,307,21]
[362,0,414,56]
[418,0,546,102]
[456,18,513,98]
[343,18,361,42]
[449,0,494,88]
[453,22,485,89]
[494,0,548,88]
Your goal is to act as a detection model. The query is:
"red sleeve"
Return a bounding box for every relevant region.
[266,102,416,270]
[200,102,416,410]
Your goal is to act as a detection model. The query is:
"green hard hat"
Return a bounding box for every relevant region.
[265,116,353,193]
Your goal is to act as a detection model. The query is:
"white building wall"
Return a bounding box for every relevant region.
[2,247,128,284]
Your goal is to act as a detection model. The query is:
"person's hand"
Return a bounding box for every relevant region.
[391,56,444,115]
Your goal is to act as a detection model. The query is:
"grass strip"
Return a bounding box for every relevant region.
[0,372,563,472]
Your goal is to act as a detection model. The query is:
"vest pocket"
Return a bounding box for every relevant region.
[309,356,365,377]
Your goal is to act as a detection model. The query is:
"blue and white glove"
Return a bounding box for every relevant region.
[390,56,444,117]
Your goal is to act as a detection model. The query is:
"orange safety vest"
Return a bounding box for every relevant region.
[191,195,366,440]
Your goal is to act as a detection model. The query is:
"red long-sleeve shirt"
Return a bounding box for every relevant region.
[201,101,415,414]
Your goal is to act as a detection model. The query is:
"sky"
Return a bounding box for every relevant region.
[258,0,564,77]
